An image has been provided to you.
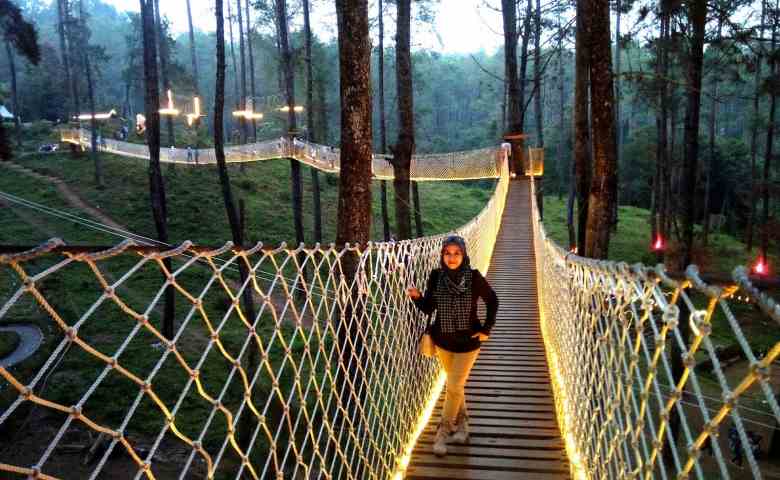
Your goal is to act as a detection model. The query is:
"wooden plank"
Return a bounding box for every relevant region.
[416,434,564,450]
[428,415,559,430]
[413,444,567,461]
[410,454,569,473]
[423,425,561,439]
[405,466,569,480]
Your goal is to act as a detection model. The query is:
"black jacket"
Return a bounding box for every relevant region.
[412,268,499,352]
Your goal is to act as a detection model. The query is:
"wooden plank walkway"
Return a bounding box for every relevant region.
[405,178,570,479]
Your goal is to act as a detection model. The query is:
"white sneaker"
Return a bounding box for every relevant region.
[432,422,451,457]
[450,410,469,444]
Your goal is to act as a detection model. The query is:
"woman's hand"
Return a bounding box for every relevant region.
[471,332,489,342]
[407,287,422,300]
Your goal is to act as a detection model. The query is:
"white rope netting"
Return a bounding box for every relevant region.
[0,151,509,479]
[530,179,780,479]
[59,128,505,181]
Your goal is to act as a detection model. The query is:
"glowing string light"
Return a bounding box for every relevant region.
[76,109,117,121]
[159,89,180,116]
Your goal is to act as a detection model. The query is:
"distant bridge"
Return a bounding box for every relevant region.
[1,147,778,479]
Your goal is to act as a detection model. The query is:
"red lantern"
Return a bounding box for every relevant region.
[651,234,665,252]
[752,256,769,276]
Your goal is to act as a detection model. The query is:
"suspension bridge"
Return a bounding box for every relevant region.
[0,133,778,479]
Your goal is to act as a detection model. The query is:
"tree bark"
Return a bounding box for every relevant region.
[761,5,778,263]
[335,0,372,412]
[227,0,240,140]
[653,0,670,262]
[236,0,248,144]
[392,0,414,240]
[501,0,521,171]
[77,0,102,188]
[244,0,257,141]
[574,0,591,253]
[213,0,257,449]
[533,0,543,218]
[56,0,74,119]
[518,0,533,133]
[748,0,767,251]
[704,19,723,247]
[275,0,304,251]
[140,0,174,339]
[64,0,81,117]
[680,0,707,270]
[583,0,618,259]
[302,0,321,243]
[153,0,174,147]
[185,0,199,95]
[378,0,391,241]
[612,0,621,230]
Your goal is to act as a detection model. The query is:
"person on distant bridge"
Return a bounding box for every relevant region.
[407,235,498,457]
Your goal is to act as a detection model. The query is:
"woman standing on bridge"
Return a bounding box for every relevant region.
[407,235,498,457]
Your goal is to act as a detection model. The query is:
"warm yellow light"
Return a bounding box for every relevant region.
[186,97,203,126]
[159,89,180,116]
[278,105,304,113]
[76,108,117,121]
[391,370,446,479]
[232,99,264,120]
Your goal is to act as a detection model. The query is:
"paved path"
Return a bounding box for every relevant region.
[0,323,43,368]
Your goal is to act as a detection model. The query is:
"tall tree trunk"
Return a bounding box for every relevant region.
[227,0,240,141]
[533,0,543,217]
[275,0,304,250]
[140,0,174,340]
[334,0,372,412]
[78,0,102,188]
[519,0,533,133]
[680,0,707,269]
[185,0,199,95]
[501,0,522,172]
[653,0,670,262]
[704,19,723,247]
[761,5,778,263]
[153,0,174,147]
[57,0,74,119]
[557,14,566,199]
[612,0,621,230]
[236,0,248,144]
[747,0,766,251]
[213,0,257,448]
[302,0,322,242]
[378,0,391,241]
[574,0,591,253]
[583,0,618,259]
[64,0,81,117]
[5,41,20,148]
[392,0,414,240]
[245,0,257,141]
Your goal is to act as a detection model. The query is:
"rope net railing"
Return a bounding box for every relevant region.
[59,128,505,181]
[0,151,509,479]
[529,178,780,479]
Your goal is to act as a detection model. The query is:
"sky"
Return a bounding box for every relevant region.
[102,0,507,54]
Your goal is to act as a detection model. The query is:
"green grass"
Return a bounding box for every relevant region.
[3,150,492,247]
[541,195,779,277]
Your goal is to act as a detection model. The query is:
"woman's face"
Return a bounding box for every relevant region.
[442,245,464,270]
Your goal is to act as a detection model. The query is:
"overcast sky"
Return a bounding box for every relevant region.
[102,0,507,54]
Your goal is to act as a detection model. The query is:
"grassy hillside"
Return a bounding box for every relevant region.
[541,196,778,278]
[1,150,494,247]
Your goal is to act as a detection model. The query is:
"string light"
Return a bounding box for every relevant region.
[232,98,264,120]
[159,89,180,116]
[186,97,205,126]
[76,109,117,121]
[278,105,304,113]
